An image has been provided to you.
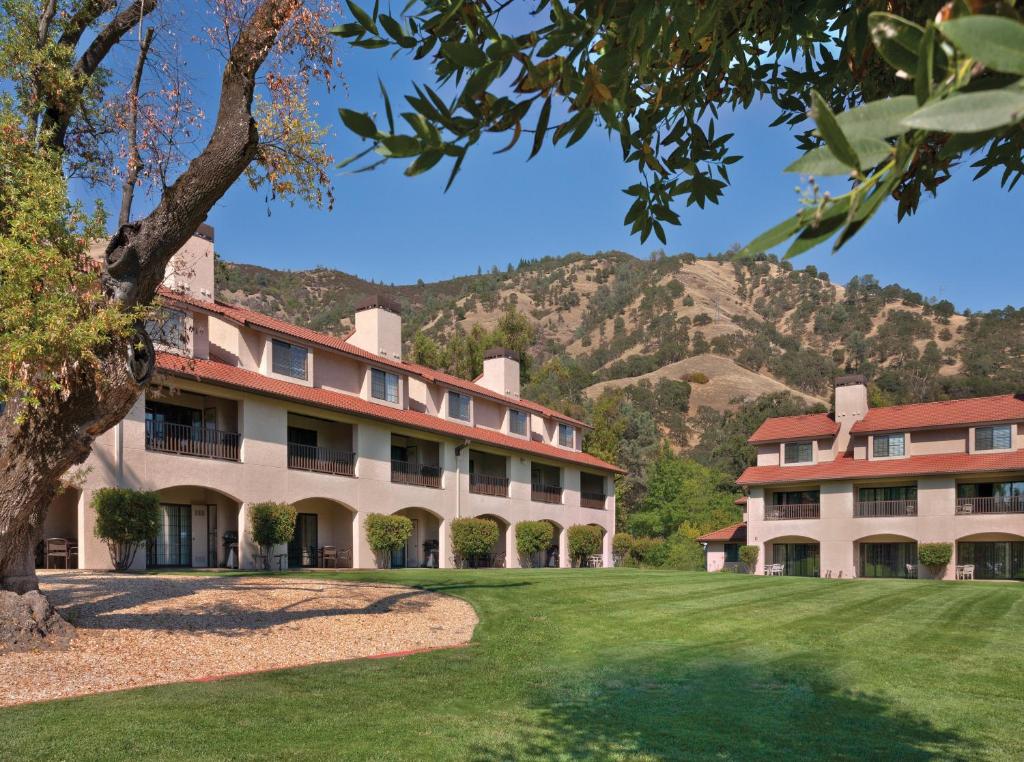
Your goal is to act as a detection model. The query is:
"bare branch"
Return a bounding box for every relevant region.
[119,26,156,227]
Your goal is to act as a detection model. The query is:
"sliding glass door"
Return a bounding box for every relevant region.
[288,513,318,568]
[859,542,917,578]
[957,542,1024,580]
[148,504,192,567]
[772,543,820,577]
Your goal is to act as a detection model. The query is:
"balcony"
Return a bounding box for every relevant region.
[145,421,240,462]
[581,491,607,510]
[956,496,1024,515]
[532,483,563,504]
[469,473,509,498]
[854,499,918,518]
[391,460,442,489]
[764,503,820,521]
[287,442,355,477]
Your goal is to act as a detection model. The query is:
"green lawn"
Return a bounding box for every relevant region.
[3,570,1023,760]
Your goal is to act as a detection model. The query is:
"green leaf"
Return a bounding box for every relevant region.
[376,134,422,158]
[335,145,374,169]
[404,149,443,176]
[338,108,378,139]
[785,138,892,175]
[941,15,1024,76]
[902,89,1024,133]
[834,96,918,139]
[440,40,487,68]
[869,12,924,75]
[529,97,552,160]
[915,23,935,106]
[809,90,861,170]
[378,78,394,133]
[346,1,378,35]
[742,211,808,255]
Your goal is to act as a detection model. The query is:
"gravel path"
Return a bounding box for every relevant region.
[2,571,476,707]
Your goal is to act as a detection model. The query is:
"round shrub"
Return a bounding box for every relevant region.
[249,502,296,570]
[515,521,553,567]
[91,487,160,571]
[567,525,603,566]
[612,532,635,559]
[365,513,413,568]
[452,517,499,567]
[739,545,759,574]
[664,536,705,571]
[919,542,953,570]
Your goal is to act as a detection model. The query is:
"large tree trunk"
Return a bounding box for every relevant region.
[0,0,298,614]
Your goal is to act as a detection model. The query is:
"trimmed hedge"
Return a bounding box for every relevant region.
[249,502,297,570]
[92,488,160,571]
[919,542,953,569]
[365,513,414,568]
[452,517,499,565]
[515,521,553,567]
[612,532,635,557]
[739,545,759,574]
[567,525,603,566]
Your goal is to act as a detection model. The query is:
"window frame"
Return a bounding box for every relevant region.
[271,338,308,380]
[448,391,471,421]
[558,423,574,448]
[975,424,1013,452]
[370,368,400,404]
[783,440,813,465]
[509,409,528,436]
[872,432,906,459]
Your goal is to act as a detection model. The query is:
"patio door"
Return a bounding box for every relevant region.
[772,543,820,577]
[288,513,318,568]
[148,503,192,567]
[859,542,917,578]
[391,518,419,568]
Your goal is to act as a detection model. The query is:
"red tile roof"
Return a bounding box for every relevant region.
[159,289,588,428]
[154,353,623,474]
[697,522,747,543]
[747,413,838,444]
[737,449,1024,486]
[850,394,1024,435]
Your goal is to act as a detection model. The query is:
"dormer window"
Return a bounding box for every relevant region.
[145,307,187,350]
[872,433,906,458]
[976,424,1012,451]
[449,391,471,421]
[509,409,528,435]
[784,441,813,464]
[558,423,574,448]
[272,339,307,380]
[371,368,399,404]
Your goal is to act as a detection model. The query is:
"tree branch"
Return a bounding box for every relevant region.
[119,26,156,227]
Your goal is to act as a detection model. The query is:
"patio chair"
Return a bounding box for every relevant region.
[905,563,918,579]
[338,546,352,567]
[588,554,604,568]
[321,546,338,568]
[492,553,506,568]
[45,538,74,569]
[959,564,975,580]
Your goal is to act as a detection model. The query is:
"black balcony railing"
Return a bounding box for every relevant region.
[145,420,240,461]
[956,496,1024,515]
[764,503,820,520]
[391,460,442,489]
[581,491,607,509]
[854,499,918,518]
[469,473,509,497]
[287,443,355,477]
[531,483,563,504]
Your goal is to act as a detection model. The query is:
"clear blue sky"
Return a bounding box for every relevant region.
[92,17,1021,313]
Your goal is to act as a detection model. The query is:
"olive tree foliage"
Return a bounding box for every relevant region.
[329,1,1014,246]
[746,5,1024,256]
[0,0,340,598]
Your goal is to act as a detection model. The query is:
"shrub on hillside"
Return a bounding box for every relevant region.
[515,521,553,567]
[739,545,759,574]
[684,372,709,384]
[249,502,297,570]
[92,488,160,570]
[452,517,499,567]
[919,542,953,571]
[365,513,414,568]
[567,525,603,566]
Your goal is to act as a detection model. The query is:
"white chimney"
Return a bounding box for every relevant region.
[164,223,215,302]
[834,374,869,454]
[479,348,521,398]
[349,295,403,360]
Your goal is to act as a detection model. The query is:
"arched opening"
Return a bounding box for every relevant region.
[473,513,510,568]
[152,486,241,569]
[289,498,357,569]
[854,533,918,579]
[391,507,442,568]
[764,534,820,577]
[541,519,563,569]
[38,488,80,569]
[956,532,1024,580]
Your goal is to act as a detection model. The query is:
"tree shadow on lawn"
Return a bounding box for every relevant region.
[468,656,971,761]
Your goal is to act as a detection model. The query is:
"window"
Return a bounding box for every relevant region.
[449,391,471,421]
[858,485,917,502]
[371,368,399,403]
[724,543,740,563]
[287,426,317,447]
[772,490,820,506]
[145,308,187,350]
[783,441,813,464]
[872,433,906,458]
[272,339,307,380]
[976,424,1012,451]
[957,481,1024,499]
[558,423,574,448]
[509,409,528,435]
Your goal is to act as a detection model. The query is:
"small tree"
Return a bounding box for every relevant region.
[92,488,160,571]
[249,502,296,571]
[451,518,499,568]
[365,513,413,568]
[919,543,953,575]
[567,525,603,566]
[612,532,635,564]
[515,521,553,568]
[739,545,760,575]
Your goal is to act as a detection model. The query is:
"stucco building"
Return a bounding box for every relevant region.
[40,228,620,572]
[706,375,1024,580]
